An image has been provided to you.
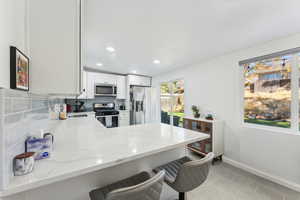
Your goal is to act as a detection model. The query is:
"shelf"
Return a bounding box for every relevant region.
[187,147,207,157]
[184,117,224,158]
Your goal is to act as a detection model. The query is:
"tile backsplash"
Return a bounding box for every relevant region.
[65,97,126,111]
[0,89,63,190]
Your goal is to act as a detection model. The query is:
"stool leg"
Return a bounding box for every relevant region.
[179,192,185,200]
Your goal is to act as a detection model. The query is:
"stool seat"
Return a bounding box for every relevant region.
[153,156,192,184]
[89,171,164,200]
[153,153,214,200]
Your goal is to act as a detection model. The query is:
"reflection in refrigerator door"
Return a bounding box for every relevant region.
[130,86,156,125]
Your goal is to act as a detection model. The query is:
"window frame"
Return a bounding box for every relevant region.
[239,51,300,134]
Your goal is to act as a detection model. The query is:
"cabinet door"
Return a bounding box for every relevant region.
[119,111,129,126]
[29,0,81,94]
[116,75,126,99]
[77,71,87,99]
[94,73,117,85]
[127,75,151,86]
[86,72,95,99]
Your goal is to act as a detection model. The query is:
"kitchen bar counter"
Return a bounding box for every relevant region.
[0,116,209,197]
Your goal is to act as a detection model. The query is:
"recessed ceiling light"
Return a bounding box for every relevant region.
[153,59,161,64]
[96,63,103,67]
[106,46,115,52]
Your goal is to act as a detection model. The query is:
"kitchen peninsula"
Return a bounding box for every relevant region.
[0,115,209,200]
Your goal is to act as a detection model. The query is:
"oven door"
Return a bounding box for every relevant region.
[97,116,119,128]
[95,84,116,96]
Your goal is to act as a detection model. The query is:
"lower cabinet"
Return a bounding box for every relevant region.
[183,117,224,161]
[119,110,130,127]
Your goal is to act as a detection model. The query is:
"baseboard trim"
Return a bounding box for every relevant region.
[223,156,300,192]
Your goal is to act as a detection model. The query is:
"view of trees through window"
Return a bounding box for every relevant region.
[160,80,184,127]
[243,55,292,128]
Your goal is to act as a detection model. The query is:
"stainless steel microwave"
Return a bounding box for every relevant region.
[95,84,117,96]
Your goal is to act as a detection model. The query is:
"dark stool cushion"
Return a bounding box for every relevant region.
[153,153,214,193]
[89,172,150,200]
[153,156,192,184]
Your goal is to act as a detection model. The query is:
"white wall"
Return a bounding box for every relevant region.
[0,0,28,88]
[0,0,27,190]
[153,33,300,188]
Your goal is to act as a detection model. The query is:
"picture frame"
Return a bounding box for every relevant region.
[10,46,30,91]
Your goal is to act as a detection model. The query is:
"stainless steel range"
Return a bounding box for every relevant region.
[93,103,119,128]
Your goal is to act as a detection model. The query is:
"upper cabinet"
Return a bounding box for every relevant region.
[28,0,82,95]
[127,75,151,87]
[93,72,126,99]
[77,71,87,99]
[0,0,28,88]
[94,73,117,85]
[78,71,127,99]
[117,75,126,99]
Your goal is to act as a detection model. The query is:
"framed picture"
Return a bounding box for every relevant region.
[10,46,29,91]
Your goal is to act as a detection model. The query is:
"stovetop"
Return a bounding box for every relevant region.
[95,110,119,116]
[93,102,119,116]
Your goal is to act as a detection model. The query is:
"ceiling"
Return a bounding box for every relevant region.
[84,0,300,76]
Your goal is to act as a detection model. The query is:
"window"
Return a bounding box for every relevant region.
[243,56,292,128]
[240,48,300,132]
[160,80,184,127]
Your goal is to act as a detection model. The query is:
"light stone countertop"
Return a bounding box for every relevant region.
[0,115,209,197]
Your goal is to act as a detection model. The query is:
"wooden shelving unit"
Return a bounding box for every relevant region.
[183,117,224,161]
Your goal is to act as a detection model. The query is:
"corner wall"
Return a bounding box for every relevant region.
[0,0,28,89]
[0,89,62,190]
[153,32,300,189]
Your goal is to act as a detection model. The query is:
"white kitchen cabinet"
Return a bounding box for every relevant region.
[86,72,95,99]
[119,110,130,127]
[29,0,81,95]
[116,75,126,99]
[77,71,87,99]
[94,73,117,85]
[83,72,127,99]
[127,75,151,87]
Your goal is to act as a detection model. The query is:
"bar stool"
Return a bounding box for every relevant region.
[89,171,165,200]
[153,153,214,200]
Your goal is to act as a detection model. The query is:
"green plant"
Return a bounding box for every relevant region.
[191,105,200,118]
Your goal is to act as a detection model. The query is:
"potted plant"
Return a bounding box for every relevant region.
[191,105,200,118]
[205,114,214,120]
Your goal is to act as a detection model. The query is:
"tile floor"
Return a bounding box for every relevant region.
[161,153,300,200]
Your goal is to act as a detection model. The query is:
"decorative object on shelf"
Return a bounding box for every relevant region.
[205,114,214,120]
[13,152,35,176]
[25,135,53,160]
[191,105,200,118]
[10,46,29,91]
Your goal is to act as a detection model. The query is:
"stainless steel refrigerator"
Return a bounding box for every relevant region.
[130,86,156,125]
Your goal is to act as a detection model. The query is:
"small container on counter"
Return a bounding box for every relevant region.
[25,135,53,160]
[59,111,67,120]
[50,104,67,120]
[43,133,54,144]
[13,152,35,176]
[119,105,126,110]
